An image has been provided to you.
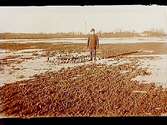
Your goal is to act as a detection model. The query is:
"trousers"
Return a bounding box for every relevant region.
[90,49,96,61]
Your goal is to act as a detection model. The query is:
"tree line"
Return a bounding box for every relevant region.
[0,30,166,39]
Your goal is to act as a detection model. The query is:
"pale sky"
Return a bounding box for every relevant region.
[0,5,167,33]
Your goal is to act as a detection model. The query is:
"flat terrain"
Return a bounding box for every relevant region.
[1,41,167,117]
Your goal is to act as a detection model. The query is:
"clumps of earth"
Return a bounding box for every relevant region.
[48,53,102,64]
[1,60,167,118]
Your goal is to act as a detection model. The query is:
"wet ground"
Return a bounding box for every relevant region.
[1,47,167,88]
[0,37,166,44]
[0,48,132,85]
[130,54,167,87]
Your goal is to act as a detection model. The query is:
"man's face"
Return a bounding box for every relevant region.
[90,31,95,35]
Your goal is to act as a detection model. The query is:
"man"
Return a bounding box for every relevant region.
[87,28,99,61]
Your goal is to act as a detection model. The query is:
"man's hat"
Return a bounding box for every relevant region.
[90,28,95,32]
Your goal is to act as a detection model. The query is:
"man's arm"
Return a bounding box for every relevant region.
[96,35,99,48]
[87,36,90,48]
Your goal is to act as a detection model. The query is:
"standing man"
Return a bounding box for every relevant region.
[87,28,99,61]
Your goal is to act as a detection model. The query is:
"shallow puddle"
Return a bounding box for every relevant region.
[0,49,131,85]
[131,54,167,88]
[2,48,167,87]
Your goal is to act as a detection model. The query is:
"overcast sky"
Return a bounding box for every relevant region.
[0,5,167,33]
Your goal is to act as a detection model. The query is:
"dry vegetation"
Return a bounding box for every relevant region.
[0,43,85,52]
[1,42,167,57]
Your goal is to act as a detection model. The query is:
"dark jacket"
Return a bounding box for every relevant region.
[87,34,99,49]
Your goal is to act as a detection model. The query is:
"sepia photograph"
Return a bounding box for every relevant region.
[0,5,167,118]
